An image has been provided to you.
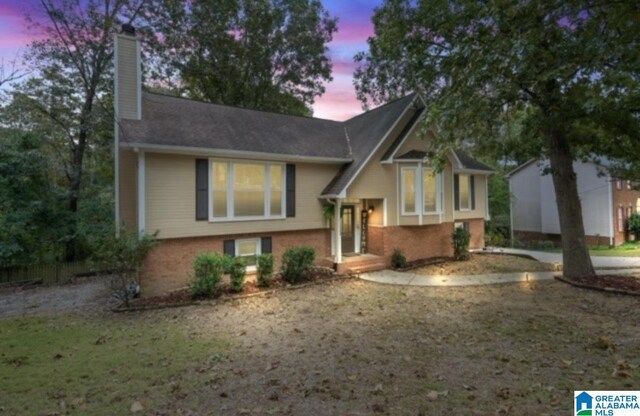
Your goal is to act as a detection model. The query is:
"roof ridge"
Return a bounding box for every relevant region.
[143,91,343,124]
[343,92,418,123]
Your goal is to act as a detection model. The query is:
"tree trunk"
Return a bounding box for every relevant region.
[546,128,595,278]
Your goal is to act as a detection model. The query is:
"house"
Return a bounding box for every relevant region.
[114,26,494,296]
[508,159,640,247]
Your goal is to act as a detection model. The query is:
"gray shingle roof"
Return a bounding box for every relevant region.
[380,107,425,161]
[396,150,429,160]
[119,92,493,198]
[454,150,494,172]
[119,92,351,160]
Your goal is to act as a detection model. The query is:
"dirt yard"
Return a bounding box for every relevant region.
[3,278,639,415]
[415,253,556,276]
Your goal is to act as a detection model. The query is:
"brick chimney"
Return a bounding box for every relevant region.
[114,24,141,120]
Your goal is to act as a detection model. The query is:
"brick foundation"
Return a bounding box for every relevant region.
[366,219,485,264]
[142,229,331,296]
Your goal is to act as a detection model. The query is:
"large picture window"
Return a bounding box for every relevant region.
[401,166,442,216]
[210,160,285,221]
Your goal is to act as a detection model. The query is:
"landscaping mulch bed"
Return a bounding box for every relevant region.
[556,274,640,295]
[118,267,348,311]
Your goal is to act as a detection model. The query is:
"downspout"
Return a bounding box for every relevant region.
[509,178,514,247]
[607,176,614,246]
[137,149,146,236]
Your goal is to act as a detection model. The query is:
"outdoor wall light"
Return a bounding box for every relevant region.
[368,206,374,214]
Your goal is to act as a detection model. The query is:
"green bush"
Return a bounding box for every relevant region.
[229,257,247,293]
[256,253,274,287]
[391,248,407,269]
[91,227,157,307]
[452,227,471,260]
[191,253,227,298]
[628,213,640,236]
[281,246,315,284]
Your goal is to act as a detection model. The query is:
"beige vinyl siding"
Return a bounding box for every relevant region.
[395,129,434,157]
[454,174,487,220]
[145,153,340,239]
[348,123,458,227]
[115,34,139,120]
[346,109,418,225]
[119,148,138,230]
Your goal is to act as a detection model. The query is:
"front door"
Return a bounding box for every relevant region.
[341,206,355,254]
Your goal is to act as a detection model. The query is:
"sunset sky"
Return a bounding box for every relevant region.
[0,0,382,120]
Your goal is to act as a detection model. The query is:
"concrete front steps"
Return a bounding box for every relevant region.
[331,254,388,275]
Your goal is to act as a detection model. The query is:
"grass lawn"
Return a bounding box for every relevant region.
[588,241,640,257]
[0,314,229,415]
[2,279,640,414]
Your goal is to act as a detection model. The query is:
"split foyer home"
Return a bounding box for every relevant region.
[508,159,640,247]
[114,26,494,296]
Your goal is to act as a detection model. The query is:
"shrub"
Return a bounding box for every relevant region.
[628,213,640,236]
[91,227,157,307]
[281,246,315,284]
[191,253,227,298]
[229,257,247,293]
[391,248,407,269]
[452,227,471,260]
[256,253,274,287]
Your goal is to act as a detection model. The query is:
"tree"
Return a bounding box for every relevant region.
[0,130,68,266]
[0,55,24,88]
[354,0,640,278]
[15,0,147,261]
[148,0,337,116]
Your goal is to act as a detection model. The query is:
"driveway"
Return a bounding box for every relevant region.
[489,247,640,268]
[0,277,111,318]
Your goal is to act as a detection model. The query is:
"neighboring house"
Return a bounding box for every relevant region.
[114,26,494,296]
[508,159,640,247]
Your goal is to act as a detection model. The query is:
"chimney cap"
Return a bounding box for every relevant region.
[121,24,136,36]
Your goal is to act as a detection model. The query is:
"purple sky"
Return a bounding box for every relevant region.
[0,0,381,120]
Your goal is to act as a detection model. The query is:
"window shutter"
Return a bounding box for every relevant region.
[261,237,272,254]
[286,164,296,217]
[223,240,235,257]
[195,159,209,221]
[454,174,460,211]
[470,175,476,210]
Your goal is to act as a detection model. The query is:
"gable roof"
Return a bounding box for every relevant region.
[321,93,420,196]
[119,92,351,161]
[453,150,494,172]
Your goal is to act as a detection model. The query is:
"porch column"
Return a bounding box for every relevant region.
[334,198,342,264]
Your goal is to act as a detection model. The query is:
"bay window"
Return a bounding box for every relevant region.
[401,165,442,215]
[401,167,417,214]
[210,160,285,220]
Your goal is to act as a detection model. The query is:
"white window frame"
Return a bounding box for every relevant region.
[235,238,261,271]
[422,167,442,215]
[401,166,419,215]
[209,159,286,222]
[400,165,443,216]
[458,174,472,211]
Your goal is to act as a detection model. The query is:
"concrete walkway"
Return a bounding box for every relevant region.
[360,267,640,287]
[483,247,640,268]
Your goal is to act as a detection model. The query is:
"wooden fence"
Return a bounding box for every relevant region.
[0,261,95,286]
